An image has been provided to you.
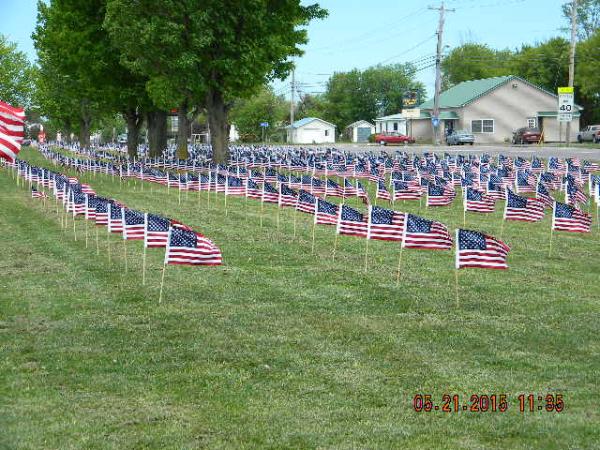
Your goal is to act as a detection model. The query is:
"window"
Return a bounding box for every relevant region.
[527,117,537,128]
[393,122,398,131]
[471,119,494,133]
[324,129,329,136]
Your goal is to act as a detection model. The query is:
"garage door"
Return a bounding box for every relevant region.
[357,127,371,142]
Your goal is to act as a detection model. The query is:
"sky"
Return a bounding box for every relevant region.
[1,0,570,101]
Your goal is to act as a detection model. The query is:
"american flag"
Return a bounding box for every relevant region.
[504,189,545,222]
[464,187,495,213]
[367,205,405,241]
[94,198,109,225]
[393,181,421,200]
[108,202,124,233]
[565,181,588,206]
[455,229,510,270]
[123,209,145,240]
[31,187,47,199]
[357,181,370,204]
[536,181,554,208]
[69,190,86,216]
[80,183,96,195]
[427,184,453,206]
[165,227,222,266]
[376,179,391,201]
[245,178,262,199]
[515,171,536,193]
[145,213,170,248]
[402,214,452,250]
[226,175,246,196]
[325,179,343,197]
[336,204,368,238]
[296,189,316,214]
[262,182,279,203]
[278,184,297,207]
[552,201,592,233]
[343,178,358,196]
[315,198,338,225]
[486,175,506,200]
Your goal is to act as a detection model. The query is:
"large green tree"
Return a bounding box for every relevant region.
[320,64,426,132]
[229,86,287,142]
[105,0,326,163]
[441,43,512,89]
[562,0,600,40]
[0,34,34,107]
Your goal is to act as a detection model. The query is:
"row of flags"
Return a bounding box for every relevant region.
[23,151,514,271]
[0,100,25,162]
[17,161,222,267]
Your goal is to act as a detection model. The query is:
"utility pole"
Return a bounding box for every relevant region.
[429,2,454,146]
[290,69,295,143]
[565,0,577,147]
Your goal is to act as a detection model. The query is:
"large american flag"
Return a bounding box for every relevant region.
[0,100,25,162]
[123,208,145,240]
[504,189,545,222]
[465,187,495,213]
[552,201,592,233]
[336,204,368,237]
[402,214,452,250]
[145,213,170,248]
[367,205,405,241]
[165,227,222,266]
[455,229,510,270]
[315,198,338,225]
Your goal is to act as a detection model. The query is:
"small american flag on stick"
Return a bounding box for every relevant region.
[455,229,510,270]
[165,227,222,266]
[552,201,592,233]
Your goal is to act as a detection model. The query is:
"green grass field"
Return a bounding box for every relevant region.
[1,147,599,449]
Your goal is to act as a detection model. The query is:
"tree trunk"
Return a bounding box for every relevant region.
[146,110,167,158]
[79,100,92,149]
[176,101,190,160]
[206,87,230,164]
[123,109,141,160]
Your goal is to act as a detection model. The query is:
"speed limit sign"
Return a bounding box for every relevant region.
[557,87,574,122]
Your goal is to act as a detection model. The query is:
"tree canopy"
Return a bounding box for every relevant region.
[0,34,34,107]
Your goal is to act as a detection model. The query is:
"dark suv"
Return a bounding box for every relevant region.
[512,127,542,144]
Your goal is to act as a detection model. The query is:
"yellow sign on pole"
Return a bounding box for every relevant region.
[557,87,574,94]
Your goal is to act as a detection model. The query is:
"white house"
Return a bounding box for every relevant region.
[374,113,407,135]
[286,117,336,144]
[345,120,375,143]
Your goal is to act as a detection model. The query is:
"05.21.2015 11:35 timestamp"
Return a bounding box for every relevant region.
[412,394,564,413]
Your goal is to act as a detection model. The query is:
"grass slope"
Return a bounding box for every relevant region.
[1,147,599,449]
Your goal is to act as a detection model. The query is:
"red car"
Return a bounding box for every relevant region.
[374,132,415,145]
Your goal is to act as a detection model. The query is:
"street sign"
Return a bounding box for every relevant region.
[431,117,439,127]
[557,87,574,122]
[260,122,269,128]
[402,108,420,119]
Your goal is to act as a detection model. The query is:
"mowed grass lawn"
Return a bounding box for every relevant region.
[1,147,599,449]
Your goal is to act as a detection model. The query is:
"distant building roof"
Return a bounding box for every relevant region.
[418,75,583,111]
[286,117,336,129]
[346,120,375,129]
[374,113,406,121]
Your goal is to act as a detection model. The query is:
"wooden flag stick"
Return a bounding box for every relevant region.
[107,231,111,263]
[363,238,370,272]
[123,239,128,273]
[276,203,280,229]
[332,232,339,260]
[73,215,77,241]
[293,209,298,238]
[454,270,460,307]
[85,219,88,248]
[178,187,181,205]
[96,226,100,255]
[224,193,228,216]
[311,220,316,254]
[548,226,554,257]
[158,263,167,303]
[142,245,147,286]
[260,199,264,227]
[395,245,404,287]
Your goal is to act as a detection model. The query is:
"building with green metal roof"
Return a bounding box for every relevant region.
[406,75,581,144]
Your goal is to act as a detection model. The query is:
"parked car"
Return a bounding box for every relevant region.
[446,129,474,145]
[577,125,600,143]
[374,132,415,145]
[512,127,542,144]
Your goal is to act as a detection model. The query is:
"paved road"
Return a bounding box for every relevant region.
[333,143,600,160]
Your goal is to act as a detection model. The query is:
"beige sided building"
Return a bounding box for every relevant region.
[409,75,581,144]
